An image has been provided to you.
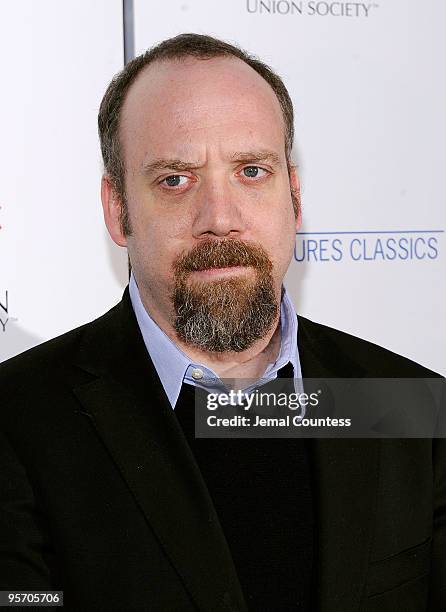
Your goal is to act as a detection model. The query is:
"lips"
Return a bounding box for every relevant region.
[194,264,246,272]
[190,265,250,278]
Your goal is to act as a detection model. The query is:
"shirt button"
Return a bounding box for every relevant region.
[191,368,204,380]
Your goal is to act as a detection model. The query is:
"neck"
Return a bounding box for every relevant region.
[175,314,282,383]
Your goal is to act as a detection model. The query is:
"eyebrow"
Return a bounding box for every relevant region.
[230,150,281,166]
[141,150,282,175]
[141,158,203,175]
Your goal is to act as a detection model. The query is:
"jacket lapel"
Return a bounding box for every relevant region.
[72,290,246,611]
[298,316,380,611]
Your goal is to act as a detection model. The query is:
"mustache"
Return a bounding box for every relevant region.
[173,239,273,274]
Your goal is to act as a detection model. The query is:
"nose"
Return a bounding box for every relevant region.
[191,175,245,239]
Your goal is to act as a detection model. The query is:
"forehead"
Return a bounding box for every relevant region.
[119,56,286,164]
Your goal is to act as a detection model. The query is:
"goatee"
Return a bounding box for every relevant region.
[172,239,278,353]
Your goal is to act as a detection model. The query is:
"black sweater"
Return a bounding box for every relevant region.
[175,366,314,611]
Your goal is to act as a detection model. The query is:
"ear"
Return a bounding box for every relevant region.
[101,175,127,247]
[289,165,302,231]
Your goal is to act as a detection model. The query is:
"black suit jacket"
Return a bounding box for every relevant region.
[0,288,445,611]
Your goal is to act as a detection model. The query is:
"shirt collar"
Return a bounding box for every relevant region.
[129,272,301,408]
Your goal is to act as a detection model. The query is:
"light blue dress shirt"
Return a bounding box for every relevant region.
[129,272,302,408]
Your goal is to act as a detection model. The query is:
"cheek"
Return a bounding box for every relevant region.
[129,188,193,242]
[258,208,296,266]
[134,220,190,282]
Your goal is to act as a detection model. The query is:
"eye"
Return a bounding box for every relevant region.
[241,166,268,179]
[161,175,189,188]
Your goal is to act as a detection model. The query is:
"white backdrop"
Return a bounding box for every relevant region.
[1,0,444,375]
[0,0,128,361]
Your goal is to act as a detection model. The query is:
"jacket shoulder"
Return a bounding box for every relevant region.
[297,315,441,378]
[0,300,122,388]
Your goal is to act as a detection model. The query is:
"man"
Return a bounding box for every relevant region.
[0,33,444,611]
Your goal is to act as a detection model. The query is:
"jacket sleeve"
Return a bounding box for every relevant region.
[0,428,58,589]
[430,437,446,610]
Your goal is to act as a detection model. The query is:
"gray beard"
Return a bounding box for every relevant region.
[172,273,278,353]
